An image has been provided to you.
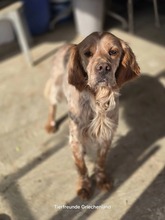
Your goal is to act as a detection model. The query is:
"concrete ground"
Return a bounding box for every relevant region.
[0,5,165,220]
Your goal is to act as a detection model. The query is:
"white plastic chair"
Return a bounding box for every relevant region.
[0,2,33,66]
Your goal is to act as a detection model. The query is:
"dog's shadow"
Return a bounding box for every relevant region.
[106,72,165,183]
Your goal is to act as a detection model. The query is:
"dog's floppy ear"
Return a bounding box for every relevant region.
[68,45,87,91]
[116,40,140,87]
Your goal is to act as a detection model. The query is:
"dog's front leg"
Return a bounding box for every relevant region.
[71,142,91,200]
[95,143,112,191]
[70,122,91,200]
[45,104,57,133]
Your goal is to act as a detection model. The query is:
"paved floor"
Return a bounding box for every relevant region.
[0,5,165,220]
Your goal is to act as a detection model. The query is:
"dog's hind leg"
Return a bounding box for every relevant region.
[45,104,57,133]
[44,79,59,133]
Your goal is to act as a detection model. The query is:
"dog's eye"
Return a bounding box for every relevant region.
[84,51,93,57]
[109,50,118,56]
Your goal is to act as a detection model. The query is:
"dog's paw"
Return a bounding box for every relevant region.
[77,187,91,200]
[95,173,113,192]
[97,179,112,191]
[45,122,57,133]
[77,179,91,200]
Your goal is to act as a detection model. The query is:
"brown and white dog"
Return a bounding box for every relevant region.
[44,32,140,200]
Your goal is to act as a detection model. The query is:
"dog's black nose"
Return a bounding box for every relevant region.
[96,63,111,74]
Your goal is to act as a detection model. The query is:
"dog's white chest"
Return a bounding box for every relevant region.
[86,91,119,142]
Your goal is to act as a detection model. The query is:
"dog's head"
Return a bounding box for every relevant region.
[68,32,140,92]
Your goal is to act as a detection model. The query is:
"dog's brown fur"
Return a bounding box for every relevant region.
[44,32,140,200]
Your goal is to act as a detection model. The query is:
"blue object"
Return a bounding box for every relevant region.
[22,0,50,35]
[50,0,72,24]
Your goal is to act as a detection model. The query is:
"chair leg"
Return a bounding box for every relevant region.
[107,10,128,30]
[127,0,134,33]
[20,9,33,46]
[9,10,33,66]
[153,0,160,28]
